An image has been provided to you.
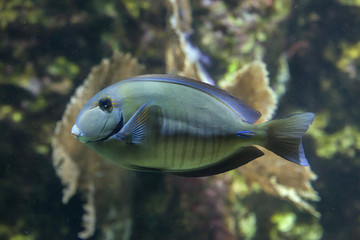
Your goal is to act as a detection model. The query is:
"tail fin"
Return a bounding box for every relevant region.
[263,112,315,166]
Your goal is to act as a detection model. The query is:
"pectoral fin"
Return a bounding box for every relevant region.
[117,101,151,144]
[116,101,162,144]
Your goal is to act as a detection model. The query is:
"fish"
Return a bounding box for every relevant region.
[71,74,315,177]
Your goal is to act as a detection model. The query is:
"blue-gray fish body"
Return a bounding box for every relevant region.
[72,74,314,176]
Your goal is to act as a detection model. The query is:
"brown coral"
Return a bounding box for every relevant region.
[52,52,144,238]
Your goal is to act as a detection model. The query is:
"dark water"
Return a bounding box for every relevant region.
[1,0,360,239]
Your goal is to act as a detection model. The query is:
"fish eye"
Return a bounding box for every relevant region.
[99,97,113,113]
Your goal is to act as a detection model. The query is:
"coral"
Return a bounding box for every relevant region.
[166,0,215,85]
[52,52,144,238]
[78,182,96,239]
[219,60,277,121]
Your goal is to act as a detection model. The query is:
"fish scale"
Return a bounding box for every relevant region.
[153,123,234,170]
[149,106,228,169]
[145,100,244,170]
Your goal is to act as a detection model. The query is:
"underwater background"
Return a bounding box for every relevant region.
[1,0,360,239]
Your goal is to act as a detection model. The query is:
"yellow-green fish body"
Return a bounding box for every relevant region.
[72,74,314,176]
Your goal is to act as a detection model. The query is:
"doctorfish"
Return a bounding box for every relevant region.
[71,74,315,177]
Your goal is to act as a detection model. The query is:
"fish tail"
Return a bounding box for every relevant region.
[262,112,315,166]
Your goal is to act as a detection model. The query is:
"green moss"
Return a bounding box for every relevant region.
[196,0,293,80]
[271,0,292,21]
[11,112,22,123]
[337,41,360,78]
[270,211,322,240]
[240,212,257,239]
[0,222,36,240]
[226,172,266,239]
[256,31,267,42]
[240,34,256,54]
[292,224,323,240]
[273,54,290,98]
[338,0,360,6]
[0,106,22,123]
[227,199,257,240]
[231,175,250,198]
[35,144,50,155]
[103,3,118,18]
[309,112,360,160]
[0,105,13,119]
[47,57,80,79]
[271,212,297,232]
[28,97,47,112]
[123,0,150,18]
[0,0,44,28]
[0,62,36,87]
[10,234,35,240]
[325,40,360,78]
[230,172,261,198]
[222,59,240,83]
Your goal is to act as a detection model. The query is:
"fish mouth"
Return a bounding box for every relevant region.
[72,124,89,143]
[72,124,81,137]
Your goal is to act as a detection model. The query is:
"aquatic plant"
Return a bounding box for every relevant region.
[52,52,144,238]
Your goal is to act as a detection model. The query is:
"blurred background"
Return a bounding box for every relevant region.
[1,0,360,239]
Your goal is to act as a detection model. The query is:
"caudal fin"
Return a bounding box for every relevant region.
[263,112,315,166]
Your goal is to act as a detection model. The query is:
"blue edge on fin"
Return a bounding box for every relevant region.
[298,141,308,166]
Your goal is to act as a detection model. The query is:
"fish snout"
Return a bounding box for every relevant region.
[71,124,81,137]
[71,124,91,143]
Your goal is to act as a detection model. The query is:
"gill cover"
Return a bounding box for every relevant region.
[73,95,122,143]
